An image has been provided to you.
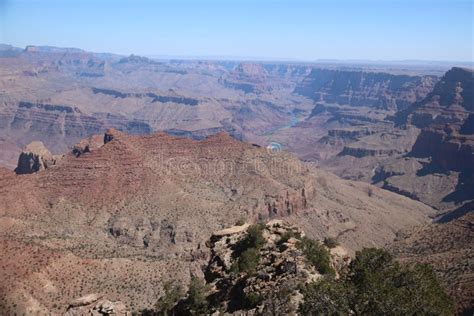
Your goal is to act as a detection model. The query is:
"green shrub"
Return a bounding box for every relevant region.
[349,247,393,288]
[155,281,184,315]
[277,230,302,250]
[235,218,246,226]
[299,278,353,315]
[155,282,183,315]
[231,224,265,276]
[234,248,261,275]
[299,248,454,315]
[240,223,265,251]
[181,276,209,315]
[323,237,339,248]
[349,248,453,315]
[245,292,264,308]
[297,237,335,276]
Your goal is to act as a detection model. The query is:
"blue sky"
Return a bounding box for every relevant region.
[0,0,472,61]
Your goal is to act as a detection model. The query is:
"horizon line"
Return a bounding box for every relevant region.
[2,43,473,65]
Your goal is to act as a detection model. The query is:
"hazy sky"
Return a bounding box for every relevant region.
[0,0,472,61]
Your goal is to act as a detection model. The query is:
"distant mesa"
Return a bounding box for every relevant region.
[118,54,159,64]
[24,45,86,54]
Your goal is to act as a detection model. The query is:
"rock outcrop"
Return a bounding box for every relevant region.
[72,134,105,157]
[14,141,60,174]
[103,128,125,144]
[67,293,103,309]
[201,220,349,314]
[66,293,127,315]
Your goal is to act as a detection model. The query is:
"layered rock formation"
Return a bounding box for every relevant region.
[301,67,474,212]
[395,67,473,127]
[378,67,474,210]
[410,127,474,172]
[270,68,436,166]
[295,68,436,110]
[0,131,434,313]
[0,101,153,160]
[219,63,310,94]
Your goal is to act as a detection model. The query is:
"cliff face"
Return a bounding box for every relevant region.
[410,128,474,173]
[460,113,474,134]
[220,62,310,94]
[395,67,473,128]
[0,101,152,156]
[379,67,474,210]
[312,67,473,212]
[295,68,436,110]
[406,67,474,173]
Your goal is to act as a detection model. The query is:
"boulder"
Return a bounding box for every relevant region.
[67,293,102,309]
[66,295,127,315]
[104,128,124,144]
[15,141,60,174]
[93,299,127,315]
[72,134,105,157]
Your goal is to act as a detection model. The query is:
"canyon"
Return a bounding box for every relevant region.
[0,44,472,314]
[0,129,434,313]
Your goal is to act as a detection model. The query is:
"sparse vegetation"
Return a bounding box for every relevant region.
[233,248,261,275]
[231,224,266,275]
[323,237,339,248]
[297,237,335,276]
[154,281,184,315]
[235,218,246,226]
[299,248,454,315]
[277,230,302,250]
[239,223,265,251]
[367,186,373,197]
[245,292,264,308]
[179,276,210,315]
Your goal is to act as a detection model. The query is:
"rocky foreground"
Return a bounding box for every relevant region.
[202,220,349,314]
[63,217,469,316]
[66,220,348,315]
